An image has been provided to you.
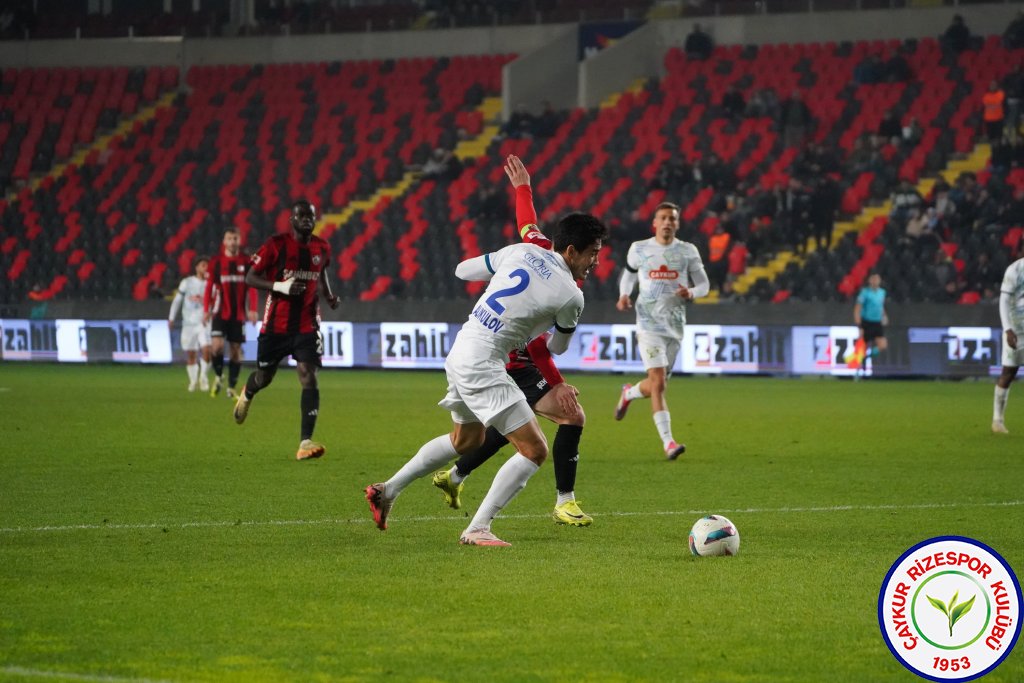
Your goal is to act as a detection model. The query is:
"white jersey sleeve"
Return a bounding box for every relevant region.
[1000,258,1024,334]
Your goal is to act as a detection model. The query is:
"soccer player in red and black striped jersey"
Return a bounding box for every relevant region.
[232,200,340,461]
[431,154,593,526]
[204,227,259,399]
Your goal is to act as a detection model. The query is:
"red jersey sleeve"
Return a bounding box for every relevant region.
[516,185,552,249]
[250,240,276,278]
[526,334,563,386]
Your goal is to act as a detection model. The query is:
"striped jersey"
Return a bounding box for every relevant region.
[204,252,254,323]
[250,232,332,335]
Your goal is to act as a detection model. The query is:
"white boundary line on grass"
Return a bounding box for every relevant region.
[1,500,1021,534]
[0,665,173,683]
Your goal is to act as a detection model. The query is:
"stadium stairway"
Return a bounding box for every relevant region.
[316,95,507,301]
[3,90,177,206]
[730,142,993,302]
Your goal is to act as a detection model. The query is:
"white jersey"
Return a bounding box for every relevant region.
[1000,257,1024,335]
[169,275,207,327]
[451,242,583,365]
[624,237,706,339]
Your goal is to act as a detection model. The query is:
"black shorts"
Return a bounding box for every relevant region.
[507,364,553,406]
[257,332,322,369]
[211,319,246,344]
[861,321,885,342]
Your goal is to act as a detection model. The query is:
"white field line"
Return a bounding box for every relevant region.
[0,665,173,683]
[0,500,1021,535]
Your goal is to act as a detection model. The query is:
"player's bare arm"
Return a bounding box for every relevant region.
[319,269,340,310]
[245,268,306,296]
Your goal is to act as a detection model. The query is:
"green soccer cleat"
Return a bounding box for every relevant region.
[209,377,222,398]
[432,469,464,510]
[552,500,593,527]
[233,392,250,425]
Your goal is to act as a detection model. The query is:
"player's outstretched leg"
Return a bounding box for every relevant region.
[234,366,276,425]
[295,365,325,460]
[434,427,509,509]
[210,352,224,397]
[368,434,460,529]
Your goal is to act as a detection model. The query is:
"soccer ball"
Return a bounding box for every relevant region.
[688,515,740,557]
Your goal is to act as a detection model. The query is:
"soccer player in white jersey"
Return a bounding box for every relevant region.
[366,212,608,547]
[614,202,710,459]
[168,256,213,392]
[992,256,1024,433]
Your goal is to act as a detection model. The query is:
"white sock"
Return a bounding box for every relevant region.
[186,363,198,384]
[624,384,645,401]
[199,359,210,379]
[467,453,539,531]
[556,491,575,506]
[384,435,457,499]
[994,386,1009,423]
[653,410,674,446]
[449,466,466,485]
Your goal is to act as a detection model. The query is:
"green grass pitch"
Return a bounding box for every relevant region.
[0,364,1021,682]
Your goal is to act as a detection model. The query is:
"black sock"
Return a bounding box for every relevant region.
[553,424,584,494]
[455,427,509,477]
[301,388,319,441]
[244,373,260,400]
[228,361,241,388]
[212,354,224,378]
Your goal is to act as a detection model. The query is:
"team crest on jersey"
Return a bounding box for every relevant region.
[236,264,245,273]
[312,255,321,266]
[649,264,679,280]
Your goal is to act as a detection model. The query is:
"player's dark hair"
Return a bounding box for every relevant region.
[193,255,210,268]
[292,199,315,213]
[552,213,608,253]
[223,226,239,235]
[654,202,680,215]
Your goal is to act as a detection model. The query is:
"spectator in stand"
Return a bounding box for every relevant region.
[721,86,745,119]
[649,158,694,195]
[902,117,924,147]
[499,103,535,140]
[532,101,562,138]
[745,89,779,119]
[810,175,840,252]
[877,110,903,144]
[930,249,961,302]
[942,14,971,54]
[468,186,508,221]
[695,153,735,192]
[783,178,811,255]
[884,50,913,83]
[420,148,462,182]
[1001,63,1023,142]
[853,54,884,85]
[1004,10,1024,49]
[890,179,924,222]
[684,23,714,60]
[707,222,731,292]
[983,80,1007,143]
[966,251,1000,294]
[992,134,1014,174]
[779,90,813,148]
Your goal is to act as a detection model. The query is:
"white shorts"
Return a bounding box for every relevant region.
[1003,336,1024,368]
[438,356,534,436]
[180,323,212,352]
[637,331,681,374]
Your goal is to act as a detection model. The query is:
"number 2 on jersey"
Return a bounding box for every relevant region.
[485,268,531,315]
